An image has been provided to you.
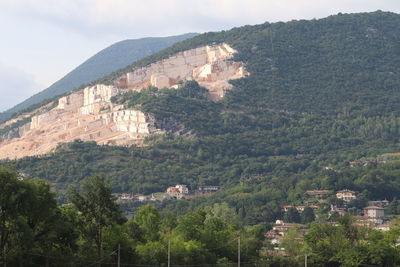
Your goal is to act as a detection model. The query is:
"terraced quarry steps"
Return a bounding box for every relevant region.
[0,43,247,159]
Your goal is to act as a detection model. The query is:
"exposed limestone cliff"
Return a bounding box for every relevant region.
[115,43,246,100]
[0,43,247,159]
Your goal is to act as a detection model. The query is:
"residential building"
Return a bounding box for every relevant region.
[166,186,181,198]
[364,206,385,224]
[272,223,305,236]
[368,200,389,207]
[281,205,319,212]
[166,184,189,199]
[137,195,148,202]
[374,222,399,231]
[118,193,134,201]
[281,205,294,212]
[175,184,189,194]
[198,185,219,194]
[353,216,375,228]
[329,205,346,217]
[265,221,307,246]
[336,189,356,202]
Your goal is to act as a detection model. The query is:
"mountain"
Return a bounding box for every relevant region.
[0,42,246,158]
[2,11,400,223]
[0,33,198,123]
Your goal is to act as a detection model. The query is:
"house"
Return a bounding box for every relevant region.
[166,187,181,198]
[281,205,319,212]
[198,185,219,194]
[272,223,305,236]
[137,195,148,202]
[336,189,356,202]
[374,222,399,231]
[353,216,375,228]
[166,186,179,194]
[281,205,294,212]
[296,206,306,212]
[265,231,282,245]
[364,206,385,218]
[175,184,189,194]
[368,200,389,207]
[374,224,391,231]
[265,221,306,246]
[329,205,346,217]
[118,193,134,201]
[166,184,189,199]
[349,160,364,167]
[364,206,385,224]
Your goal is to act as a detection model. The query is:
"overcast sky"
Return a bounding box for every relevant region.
[0,0,399,111]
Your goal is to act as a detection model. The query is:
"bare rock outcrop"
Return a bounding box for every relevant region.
[0,43,247,159]
[116,43,247,100]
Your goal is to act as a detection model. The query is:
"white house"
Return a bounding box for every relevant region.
[336,189,356,202]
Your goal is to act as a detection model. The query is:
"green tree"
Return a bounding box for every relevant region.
[135,241,166,265]
[301,207,316,224]
[284,207,301,223]
[0,167,78,266]
[205,203,241,228]
[133,205,161,242]
[0,167,28,266]
[281,228,306,258]
[386,198,400,215]
[175,210,206,241]
[28,179,78,267]
[69,175,123,261]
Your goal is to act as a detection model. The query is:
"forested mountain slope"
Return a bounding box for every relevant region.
[4,11,400,223]
[0,33,197,123]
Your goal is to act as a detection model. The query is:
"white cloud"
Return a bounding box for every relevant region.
[2,0,399,39]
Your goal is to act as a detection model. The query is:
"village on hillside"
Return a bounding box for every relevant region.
[264,188,400,256]
[115,184,220,202]
[116,182,400,254]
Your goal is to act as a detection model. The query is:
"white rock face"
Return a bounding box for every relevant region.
[117,43,247,100]
[57,92,84,111]
[0,43,247,159]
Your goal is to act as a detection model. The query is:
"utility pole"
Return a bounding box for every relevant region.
[117,244,120,267]
[238,235,240,267]
[168,238,171,267]
[304,254,307,267]
[3,245,6,267]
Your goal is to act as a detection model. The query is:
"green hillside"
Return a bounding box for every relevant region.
[4,11,400,223]
[0,33,197,123]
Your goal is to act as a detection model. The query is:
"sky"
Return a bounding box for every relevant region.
[0,0,399,112]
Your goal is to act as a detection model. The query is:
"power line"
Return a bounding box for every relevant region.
[86,249,118,267]
[25,250,119,266]
[21,236,252,267]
